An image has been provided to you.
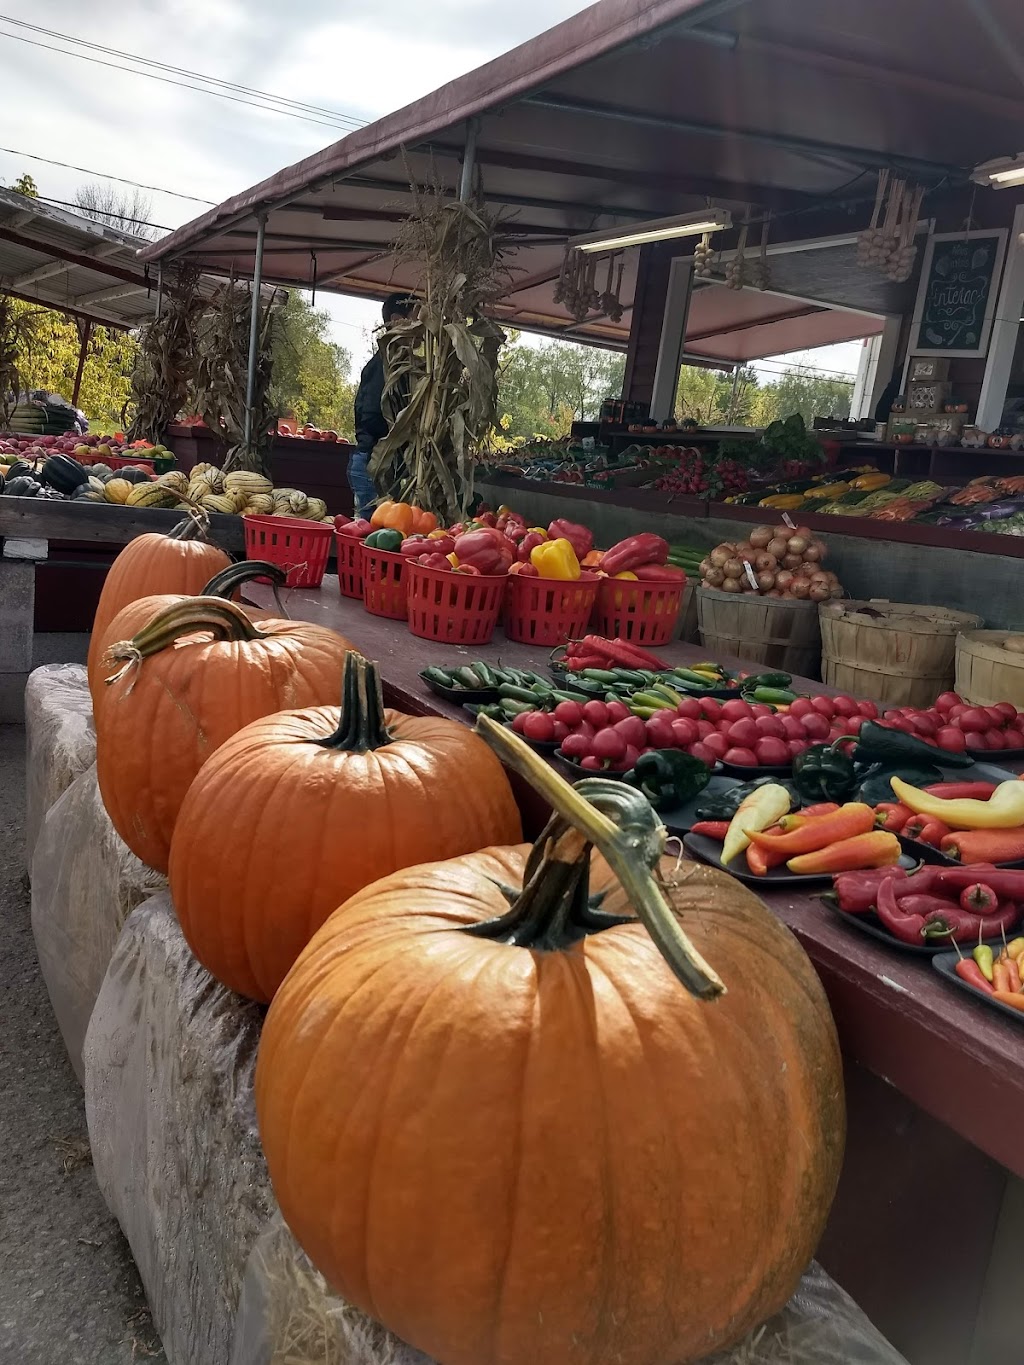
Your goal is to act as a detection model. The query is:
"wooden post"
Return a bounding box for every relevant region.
[71,320,92,408]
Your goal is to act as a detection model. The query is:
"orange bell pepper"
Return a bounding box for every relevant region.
[786,830,901,875]
[581,550,605,569]
[749,803,875,857]
[409,507,438,535]
[370,500,415,535]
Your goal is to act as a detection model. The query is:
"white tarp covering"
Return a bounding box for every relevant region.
[24,663,95,872]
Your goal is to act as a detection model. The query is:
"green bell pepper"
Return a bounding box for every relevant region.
[365,528,404,551]
[625,750,711,811]
[792,743,859,803]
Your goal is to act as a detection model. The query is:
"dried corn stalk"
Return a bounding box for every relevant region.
[125,264,204,444]
[370,185,510,520]
[194,281,278,474]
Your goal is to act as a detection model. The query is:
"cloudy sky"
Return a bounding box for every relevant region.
[0,0,862,383]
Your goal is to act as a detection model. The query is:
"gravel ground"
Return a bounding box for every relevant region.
[0,723,166,1364]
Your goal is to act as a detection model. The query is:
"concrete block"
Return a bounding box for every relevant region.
[3,537,48,561]
[0,559,34,671]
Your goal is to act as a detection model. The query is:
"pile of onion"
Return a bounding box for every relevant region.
[698,525,842,602]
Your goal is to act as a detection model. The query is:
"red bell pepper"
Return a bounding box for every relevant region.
[416,552,453,571]
[338,517,373,539]
[547,518,593,560]
[601,533,670,577]
[632,563,687,582]
[455,563,481,575]
[403,533,454,558]
[518,531,547,563]
[453,528,514,575]
[503,519,529,543]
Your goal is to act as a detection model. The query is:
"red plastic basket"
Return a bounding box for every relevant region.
[406,562,505,644]
[593,574,686,647]
[243,514,333,589]
[80,453,156,473]
[335,533,364,599]
[504,573,599,646]
[362,546,409,619]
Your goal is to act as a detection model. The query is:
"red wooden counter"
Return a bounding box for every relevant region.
[244,576,1023,1365]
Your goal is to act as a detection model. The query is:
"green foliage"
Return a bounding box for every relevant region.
[11,302,137,430]
[271,293,355,436]
[8,174,38,198]
[674,360,852,429]
[751,365,852,426]
[497,335,625,440]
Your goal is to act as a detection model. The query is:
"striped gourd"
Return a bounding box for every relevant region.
[104,478,132,504]
[242,493,274,515]
[287,491,309,516]
[126,482,179,509]
[158,470,189,497]
[200,493,237,515]
[224,470,273,498]
[305,497,327,521]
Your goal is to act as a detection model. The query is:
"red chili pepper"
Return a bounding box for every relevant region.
[801,802,842,819]
[832,866,906,913]
[892,865,942,897]
[600,533,670,577]
[574,634,662,671]
[690,820,730,840]
[923,782,997,800]
[903,816,951,846]
[564,652,611,671]
[940,828,1024,863]
[1006,955,1022,992]
[745,841,788,875]
[955,959,996,995]
[922,900,1022,944]
[875,802,913,832]
[875,873,928,944]
[898,894,962,917]
[993,959,1011,993]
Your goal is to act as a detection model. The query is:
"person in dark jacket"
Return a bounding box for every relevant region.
[349,293,416,515]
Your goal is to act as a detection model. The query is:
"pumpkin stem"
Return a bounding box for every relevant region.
[317,652,392,753]
[472,715,725,1000]
[105,596,268,683]
[202,560,289,617]
[167,507,213,542]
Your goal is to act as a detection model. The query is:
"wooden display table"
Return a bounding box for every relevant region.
[244,576,1024,1365]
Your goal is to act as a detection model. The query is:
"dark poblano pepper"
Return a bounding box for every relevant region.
[792,743,859,804]
[854,720,973,770]
[625,751,711,811]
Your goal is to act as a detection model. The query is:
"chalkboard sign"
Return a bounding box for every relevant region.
[912,230,1007,357]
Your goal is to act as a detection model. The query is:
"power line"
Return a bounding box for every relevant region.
[0,18,367,133]
[35,195,171,233]
[0,14,367,129]
[0,146,216,205]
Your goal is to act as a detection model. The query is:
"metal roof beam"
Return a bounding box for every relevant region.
[73,282,148,306]
[0,228,150,288]
[10,240,123,289]
[1,284,132,329]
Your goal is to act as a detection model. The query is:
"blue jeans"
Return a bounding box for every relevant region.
[347,446,378,519]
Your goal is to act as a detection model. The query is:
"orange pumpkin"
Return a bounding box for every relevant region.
[96,598,353,872]
[169,653,522,1001]
[256,722,845,1365]
[87,560,286,704]
[88,512,231,682]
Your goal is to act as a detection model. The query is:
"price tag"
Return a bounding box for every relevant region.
[782,513,798,530]
[744,560,760,591]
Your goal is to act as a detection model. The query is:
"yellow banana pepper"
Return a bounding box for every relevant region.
[890,777,1024,830]
[531,537,581,580]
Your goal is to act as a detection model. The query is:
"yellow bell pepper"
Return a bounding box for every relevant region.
[613,571,638,580]
[890,777,1024,830]
[531,537,581,580]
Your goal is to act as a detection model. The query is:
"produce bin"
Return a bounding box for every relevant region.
[593,575,685,647]
[820,600,982,708]
[361,547,409,620]
[504,573,599,646]
[956,630,1024,708]
[697,586,821,676]
[406,561,505,644]
[244,514,332,589]
[334,533,364,600]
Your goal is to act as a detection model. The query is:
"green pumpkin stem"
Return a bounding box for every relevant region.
[202,561,289,617]
[105,597,267,684]
[472,715,725,1000]
[318,652,392,753]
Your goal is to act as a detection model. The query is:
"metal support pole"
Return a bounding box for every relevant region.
[71,320,92,407]
[459,120,479,202]
[243,213,267,451]
[154,263,163,321]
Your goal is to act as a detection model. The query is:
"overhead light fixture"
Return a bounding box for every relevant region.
[570,208,732,253]
[972,154,1024,188]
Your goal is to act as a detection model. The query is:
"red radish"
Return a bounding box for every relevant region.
[787,739,808,757]
[580,755,603,771]
[986,730,1007,750]
[592,728,626,761]
[552,721,569,743]
[832,696,858,718]
[754,714,786,739]
[677,698,702,720]
[523,712,556,743]
[720,698,754,722]
[724,747,758,767]
[699,698,723,720]
[512,711,530,733]
[553,700,584,727]
[560,733,590,759]
[605,700,631,724]
[858,700,879,718]
[936,726,967,753]
[984,706,1006,728]
[748,703,774,719]
[789,697,814,718]
[969,731,991,750]
[696,719,716,741]
[690,742,717,766]
[615,716,647,748]
[934,692,962,714]
[701,732,729,760]
[646,714,677,747]
[727,718,759,748]
[583,700,610,729]
[755,737,790,765]
[781,715,805,741]
[960,883,998,915]
[957,708,989,733]
[909,714,937,737]
[1004,728,1024,748]
[716,718,734,735]
[670,717,698,748]
[800,713,831,741]
[994,702,1018,720]
[810,696,835,719]
[620,744,642,772]
[578,721,596,739]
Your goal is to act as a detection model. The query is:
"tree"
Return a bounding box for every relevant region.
[271,292,355,436]
[497,336,625,440]
[8,174,38,198]
[751,366,852,426]
[674,364,760,425]
[74,182,156,240]
[11,302,138,429]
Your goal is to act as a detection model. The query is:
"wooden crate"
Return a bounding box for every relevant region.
[956,630,1024,707]
[697,587,821,676]
[819,600,981,707]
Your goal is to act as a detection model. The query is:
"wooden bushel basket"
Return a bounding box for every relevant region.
[956,630,1024,708]
[697,587,821,676]
[819,600,981,708]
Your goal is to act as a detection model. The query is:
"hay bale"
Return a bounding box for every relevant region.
[84,892,274,1365]
[24,663,96,872]
[31,762,165,1080]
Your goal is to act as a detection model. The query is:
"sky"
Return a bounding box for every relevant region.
[0,0,863,385]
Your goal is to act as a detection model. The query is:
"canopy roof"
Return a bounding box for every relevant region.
[142,0,1023,359]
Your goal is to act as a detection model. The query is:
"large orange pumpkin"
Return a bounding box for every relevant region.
[169,652,522,1001]
[96,597,353,872]
[256,721,845,1365]
[88,511,232,680]
[87,560,287,704]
